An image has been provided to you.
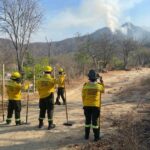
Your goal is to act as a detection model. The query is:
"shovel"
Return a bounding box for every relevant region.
[63,83,74,126]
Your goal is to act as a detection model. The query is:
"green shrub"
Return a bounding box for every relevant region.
[112,57,124,70]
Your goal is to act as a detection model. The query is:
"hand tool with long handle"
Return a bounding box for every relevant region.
[2,64,5,122]
[99,94,101,130]
[25,88,30,125]
[1,91,5,122]
[63,82,74,126]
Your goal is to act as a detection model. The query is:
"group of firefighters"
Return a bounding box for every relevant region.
[4,65,104,141]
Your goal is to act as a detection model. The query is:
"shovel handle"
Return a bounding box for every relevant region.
[1,95,5,121]
[64,82,69,123]
[99,94,101,128]
[2,64,5,121]
[26,89,29,123]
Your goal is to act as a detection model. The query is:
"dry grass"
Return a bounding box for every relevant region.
[72,111,150,150]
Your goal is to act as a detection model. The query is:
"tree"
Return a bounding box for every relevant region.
[92,33,115,69]
[82,34,99,70]
[0,0,42,72]
[134,48,150,66]
[121,37,137,69]
[74,33,92,76]
[75,51,91,76]
[82,33,115,71]
[45,37,52,65]
[24,51,34,67]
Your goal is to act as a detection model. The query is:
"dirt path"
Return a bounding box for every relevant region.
[0,68,150,150]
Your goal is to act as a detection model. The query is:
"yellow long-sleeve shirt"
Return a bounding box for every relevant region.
[57,74,66,88]
[82,82,104,107]
[36,74,56,99]
[6,80,29,101]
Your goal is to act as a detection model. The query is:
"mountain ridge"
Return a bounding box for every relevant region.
[0,22,150,58]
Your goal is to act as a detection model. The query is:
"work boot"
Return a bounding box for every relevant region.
[48,124,56,130]
[16,120,21,126]
[39,120,44,128]
[55,101,61,105]
[6,119,11,125]
[85,127,90,140]
[48,121,56,130]
[93,128,100,142]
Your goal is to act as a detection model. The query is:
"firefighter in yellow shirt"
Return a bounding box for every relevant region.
[55,68,66,105]
[6,72,29,125]
[36,66,56,130]
[82,69,104,141]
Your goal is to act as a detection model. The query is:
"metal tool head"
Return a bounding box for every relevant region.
[63,121,75,126]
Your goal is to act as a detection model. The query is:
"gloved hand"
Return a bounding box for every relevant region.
[100,76,103,83]
[97,74,103,84]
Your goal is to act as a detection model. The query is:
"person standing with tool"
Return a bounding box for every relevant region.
[37,66,56,130]
[55,68,66,105]
[55,67,73,126]
[6,72,29,125]
[82,69,104,141]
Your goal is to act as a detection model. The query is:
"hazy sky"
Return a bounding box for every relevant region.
[31,0,150,42]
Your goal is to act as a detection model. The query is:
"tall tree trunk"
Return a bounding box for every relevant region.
[16,49,22,72]
[123,57,128,70]
[91,56,99,71]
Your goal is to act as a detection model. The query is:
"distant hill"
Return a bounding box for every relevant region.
[0,38,16,66]
[120,22,150,42]
[0,22,150,59]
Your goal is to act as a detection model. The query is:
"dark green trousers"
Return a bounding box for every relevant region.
[83,106,100,140]
[39,93,54,122]
[6,100,21,123]
[56,87,66,103]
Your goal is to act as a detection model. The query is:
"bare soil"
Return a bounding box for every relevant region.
[0,68,150,150]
